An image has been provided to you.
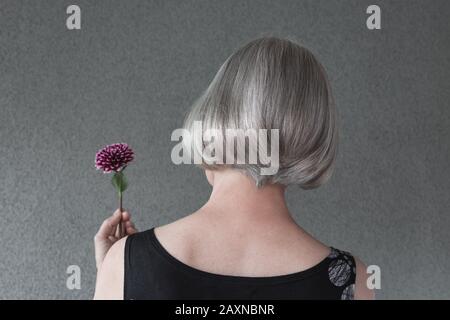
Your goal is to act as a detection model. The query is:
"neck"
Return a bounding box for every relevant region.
[202,169,294,225]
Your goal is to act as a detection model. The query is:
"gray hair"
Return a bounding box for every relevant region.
[183,37,338,189]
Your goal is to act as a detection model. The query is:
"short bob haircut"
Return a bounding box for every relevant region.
[183,37,338,189]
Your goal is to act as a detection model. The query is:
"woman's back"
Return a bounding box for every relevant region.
[123,201,357,300]
[151,210,332,279]
[124,224,356,300]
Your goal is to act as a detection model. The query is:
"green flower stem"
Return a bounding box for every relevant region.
[112,170,128,238]
[119,190,123,212]
[118,190,124,238]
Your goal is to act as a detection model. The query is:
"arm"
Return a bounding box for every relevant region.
[93,237,127,300]
[354,257,375,300]
[93,209,137,300]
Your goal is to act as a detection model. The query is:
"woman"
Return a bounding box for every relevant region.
[94,37,374,300]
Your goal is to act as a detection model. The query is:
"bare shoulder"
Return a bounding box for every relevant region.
[153,216,196,261]
[93,237,127,300]
[353,256,375,300]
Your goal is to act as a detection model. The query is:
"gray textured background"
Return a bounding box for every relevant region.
[0,0,449,299]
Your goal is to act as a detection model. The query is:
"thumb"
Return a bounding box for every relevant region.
[96,209,122,239]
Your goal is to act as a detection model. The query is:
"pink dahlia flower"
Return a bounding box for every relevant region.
[95,143,134,173]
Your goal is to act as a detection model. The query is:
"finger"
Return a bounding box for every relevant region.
[109,211,122,238]
[114,221,123,238]
[124,220,134,228]
[119,219,130,238]
[121,211,131,222]
[96,210,122,239]
[126,225,137,235]
[126,220,138,231]
[108,235,117,242]
[110,210,125,237]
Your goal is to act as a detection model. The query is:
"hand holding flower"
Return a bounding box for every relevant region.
[94,209,137,270]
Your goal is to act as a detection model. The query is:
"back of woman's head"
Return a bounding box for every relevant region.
[184,37,338,189]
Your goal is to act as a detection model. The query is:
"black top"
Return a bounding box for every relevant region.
[124,228,356,300]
